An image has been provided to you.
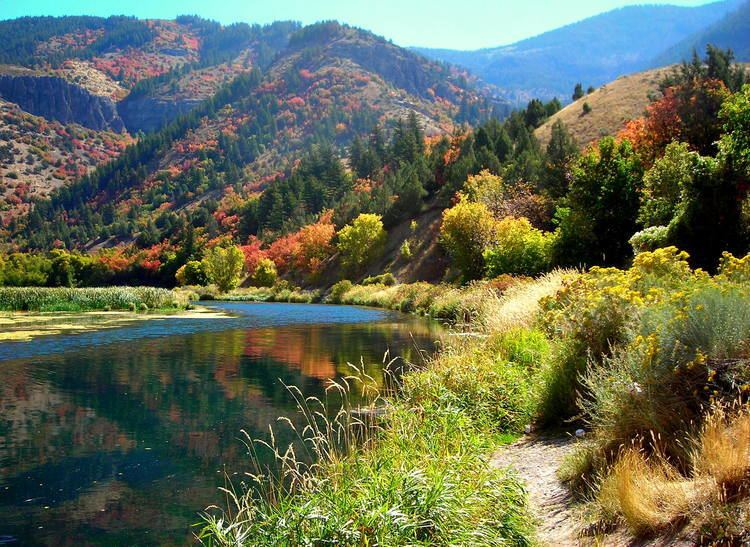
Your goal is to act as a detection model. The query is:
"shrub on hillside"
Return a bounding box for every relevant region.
[399,240,412,260]
[202,246,245,293]
[440,198,498,281]
[337,214,387,274]
[483,217,555,277]
[252,258,278,288]
[362,273,396,286]
[175,260,207,286]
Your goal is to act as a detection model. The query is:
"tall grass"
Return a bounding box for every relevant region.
[198,274,575,545]
[0,286,186,312]
[199,362,535,545]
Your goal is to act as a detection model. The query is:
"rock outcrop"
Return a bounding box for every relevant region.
[0,74,125,132]
[117,96,202,133]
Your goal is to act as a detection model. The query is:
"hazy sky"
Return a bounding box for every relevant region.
[1,0,714,50]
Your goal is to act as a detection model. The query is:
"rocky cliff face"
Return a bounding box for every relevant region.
[117,97,202,133]
[0,75,125,132]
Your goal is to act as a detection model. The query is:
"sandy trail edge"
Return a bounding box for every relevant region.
[491,434,580,546]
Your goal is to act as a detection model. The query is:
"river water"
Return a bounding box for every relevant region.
[0,302,441,545]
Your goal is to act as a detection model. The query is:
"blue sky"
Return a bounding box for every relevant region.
[3,0,713,50]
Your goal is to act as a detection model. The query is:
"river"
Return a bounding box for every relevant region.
[0,302,441,545]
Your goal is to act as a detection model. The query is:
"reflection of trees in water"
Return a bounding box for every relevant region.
[0,319,440,544]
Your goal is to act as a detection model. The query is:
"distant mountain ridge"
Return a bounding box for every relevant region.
[653,0,750,66]
[415,0,748,103]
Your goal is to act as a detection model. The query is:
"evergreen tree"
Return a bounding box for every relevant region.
[572,83,585,101]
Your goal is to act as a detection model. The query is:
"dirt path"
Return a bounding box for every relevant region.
[491,434,580,546]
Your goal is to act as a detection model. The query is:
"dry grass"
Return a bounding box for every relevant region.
[534,66,675,149]
[693,407,750,501]
[485,269,576,333]
[595,406,750,541]
[598,448,697,535]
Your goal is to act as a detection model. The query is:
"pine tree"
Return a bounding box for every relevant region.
[572,83,584,101]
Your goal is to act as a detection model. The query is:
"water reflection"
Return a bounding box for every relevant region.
[0,303,441,545]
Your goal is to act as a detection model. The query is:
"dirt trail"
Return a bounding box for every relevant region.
[491,435,699,546]
[491,434,580,546]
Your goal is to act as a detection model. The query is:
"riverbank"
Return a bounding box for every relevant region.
[201,248,750,545]
[200,271,569,545]
[200,273,567,330]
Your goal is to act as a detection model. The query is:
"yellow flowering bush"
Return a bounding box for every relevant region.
[717,251,750,283]
[553,248,750,496]
[539,247,750,425]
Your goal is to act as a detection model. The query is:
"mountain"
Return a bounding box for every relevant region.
[0,98,131,220]
[1,20,499,248]
[0,16,298,133]
[414,0,743,103]
[652,0,750,66]
[534,65,674,149]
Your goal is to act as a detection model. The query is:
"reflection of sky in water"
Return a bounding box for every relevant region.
[0,302,439,545]
[0,302,394,361]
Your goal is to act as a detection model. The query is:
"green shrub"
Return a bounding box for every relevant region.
[175,260,207,286]
[363,272,396,286]
[337,214,387,273]
[202,246,245,293]
[328,280,353,304]
[637,142,695,228]
[252,258,278,288]
[483,217,554,277]
[629,225,670,254]
[399,240,412,260]
[440,198,498,281]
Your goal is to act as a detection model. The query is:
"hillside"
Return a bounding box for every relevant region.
[533,66,674,149]
[0,98,132,223]
[5,21,496,249]
[0,17,299,133]
[415,0,743,103]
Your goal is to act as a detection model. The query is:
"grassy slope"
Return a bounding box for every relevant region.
[534,65,674,149]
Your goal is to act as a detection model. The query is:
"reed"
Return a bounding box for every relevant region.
[0,286,186,312]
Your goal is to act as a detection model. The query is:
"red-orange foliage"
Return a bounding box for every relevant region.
[96,249,133,274]
[619,78,730,165]
[266,233,301,274]
[295,210,335,274]
[240,236,267,273]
